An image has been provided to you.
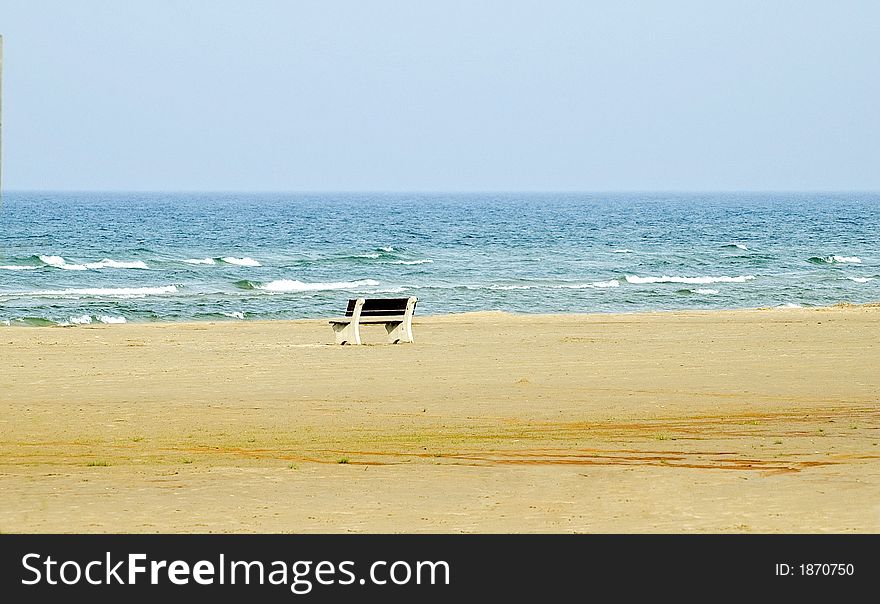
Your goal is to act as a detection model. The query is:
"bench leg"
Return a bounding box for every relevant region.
[332,321,361,345]
[385,320,413,344]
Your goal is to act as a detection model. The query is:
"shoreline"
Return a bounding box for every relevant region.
[2,304,878,532]
[3,299,879,330]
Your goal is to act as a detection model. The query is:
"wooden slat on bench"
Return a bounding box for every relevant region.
[345,298,410,317]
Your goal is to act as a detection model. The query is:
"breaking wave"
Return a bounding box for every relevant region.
[485,280,620,291]
[554,280,621,289]
[235,279,381,292]
[60,315,127,325]
[808,255,862,264]
[7,285,179,298]
[219,257,261,267]
[37,255,149,270]
[625,275,755,285]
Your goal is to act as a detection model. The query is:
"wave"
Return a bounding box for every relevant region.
[38,255,85,270]
[2,317,56,327]
[236,278,381,293]
[677,288,720,295]
[808,255,862,264]
[184,249,405,268]
[37,255,149,270]
[587,279,620,288]
[0,264,38,271]
[183,257,260,266]
[222,311,245,319]
[232,280,257,290]
[60,314,127,326]
[849,277,874,283]
[722,243,749,250]
[485,279,620,291]
[612,249,634,254]
[775,303,803,309]
[367,287,409,294]
[87,259,149,269]
[488,284,532,290]
[355,247,404,260]
[9,285,179,298]
[98,315,127,324]
[553,280,621,289]
[625,275,755,285]
[219,257,261,267]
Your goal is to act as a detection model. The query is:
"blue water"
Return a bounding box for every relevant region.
[1,192,878,325]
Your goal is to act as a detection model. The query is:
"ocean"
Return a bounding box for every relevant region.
[0,192,877,325]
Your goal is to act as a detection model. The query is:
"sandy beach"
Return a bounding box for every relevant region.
[1,306,878,533]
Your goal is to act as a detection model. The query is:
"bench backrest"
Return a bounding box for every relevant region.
[345,297,414,317]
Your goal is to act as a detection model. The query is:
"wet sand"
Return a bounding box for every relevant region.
[1,306,878,532]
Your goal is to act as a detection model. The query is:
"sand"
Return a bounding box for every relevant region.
[1,306,878,533]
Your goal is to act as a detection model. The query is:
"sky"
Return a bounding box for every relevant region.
[0,0,878,192]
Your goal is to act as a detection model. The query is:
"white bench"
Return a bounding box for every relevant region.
[329,297,418,345]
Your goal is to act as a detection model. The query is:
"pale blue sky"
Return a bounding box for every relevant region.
[1,0,878,191]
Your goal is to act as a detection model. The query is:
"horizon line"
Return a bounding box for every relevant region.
[3,188,880,195]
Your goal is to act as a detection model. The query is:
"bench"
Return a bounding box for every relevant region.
[329,297,418,345]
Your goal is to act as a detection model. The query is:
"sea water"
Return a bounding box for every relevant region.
[0,192,877,325]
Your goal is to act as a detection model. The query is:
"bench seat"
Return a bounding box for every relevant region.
[329,315,408,325]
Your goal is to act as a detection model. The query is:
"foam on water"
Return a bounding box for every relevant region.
[0,265,38,270]
[553,280,621,289]
[809,255,862,264]
[587,279,620,288]
[12,285,179,298]
[625,275,755,284]
[368,287,408,294]
[220,257,261,266]
[57,314,127,326]
[184,258,217,265]
[88,259,149,269]
[256,279,380,292]
[392,259,433,265]
[849,277,874,283]
[98,315,127,324]
[38,255,148,270]
[485,279,619,290]
[39,255,86,270]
